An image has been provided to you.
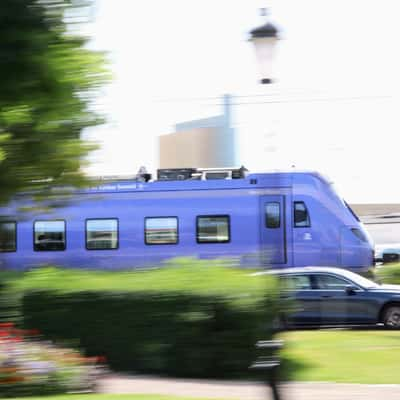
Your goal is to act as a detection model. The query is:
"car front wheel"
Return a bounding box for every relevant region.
[383,305,400,328]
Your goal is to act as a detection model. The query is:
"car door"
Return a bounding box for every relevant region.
[280,273,321,325]
[312,273,375,324]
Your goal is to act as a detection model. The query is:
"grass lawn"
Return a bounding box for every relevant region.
[280,329,400,384]
[4,395,224,400]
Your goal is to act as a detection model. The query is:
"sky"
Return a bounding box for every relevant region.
[82,0,400,204]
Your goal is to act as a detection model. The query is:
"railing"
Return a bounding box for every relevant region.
[250,339,284,400]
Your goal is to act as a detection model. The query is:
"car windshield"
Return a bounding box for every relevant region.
[333,269,379,289]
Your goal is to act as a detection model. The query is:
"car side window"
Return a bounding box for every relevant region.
[282,275,312,290]
[314,274,349,290]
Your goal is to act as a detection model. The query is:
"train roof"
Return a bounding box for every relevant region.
[71,168,331,195]
[10,168,331,199]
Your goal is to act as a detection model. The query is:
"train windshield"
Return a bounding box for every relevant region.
[343,200,361,222]
[326,178,361,223]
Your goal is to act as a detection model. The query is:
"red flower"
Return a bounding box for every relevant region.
[11,329,24,337]
[84,356,97,364]
[0,322,13,329]
[1,376,25,384]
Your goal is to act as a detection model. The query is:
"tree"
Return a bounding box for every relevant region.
[0,0,108,204]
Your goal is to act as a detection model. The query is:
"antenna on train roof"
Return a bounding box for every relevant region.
[136,166,152,182]
[89,166,153,183]
[157,166,248,181]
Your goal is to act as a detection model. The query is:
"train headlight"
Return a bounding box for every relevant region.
[350,228,367,242]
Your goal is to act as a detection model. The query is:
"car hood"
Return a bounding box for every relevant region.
[369,284,400,293]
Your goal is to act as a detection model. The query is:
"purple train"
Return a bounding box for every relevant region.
[0,167,374,272]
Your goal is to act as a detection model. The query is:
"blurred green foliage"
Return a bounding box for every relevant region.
[11,260,284,379]
[10,258,272,302]
[0,0,109,204]
[375,263,400,284]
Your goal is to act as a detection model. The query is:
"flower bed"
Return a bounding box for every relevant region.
[0,322,106,397]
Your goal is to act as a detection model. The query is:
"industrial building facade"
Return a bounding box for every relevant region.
[159,94,236,169]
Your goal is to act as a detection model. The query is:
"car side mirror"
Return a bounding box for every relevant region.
[345,285,357,295]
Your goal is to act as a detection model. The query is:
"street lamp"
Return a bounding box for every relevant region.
[249,9,280,84]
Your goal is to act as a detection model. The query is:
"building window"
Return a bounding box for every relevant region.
[86,219,118,250]
[34,220,66,251]
[197,215,230,243]
[145,217,178,245]
[294,201,311,227]
[0,221,16,252]
[265,202,280,228]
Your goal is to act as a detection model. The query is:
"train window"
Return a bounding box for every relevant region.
[265,202,280,228]
[34,220,66,251]
[197,215,230,243]
[0,221,16,252]
[351,228,367,242]
[86,219,118,250]
[145,217,178,245]
[294,201,311,227]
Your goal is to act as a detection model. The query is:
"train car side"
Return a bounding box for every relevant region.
[1,187,285,270]
[0,171,374,272]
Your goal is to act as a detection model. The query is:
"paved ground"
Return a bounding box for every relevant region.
[347,203,400,245]
[98,374,400,400]
[349,204,400,246]
[350,204,400,217]
[365,222,400,246]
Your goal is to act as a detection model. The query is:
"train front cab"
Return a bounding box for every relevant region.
[290,172,374,274]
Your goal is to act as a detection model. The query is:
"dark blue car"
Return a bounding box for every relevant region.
[266,267,400,328]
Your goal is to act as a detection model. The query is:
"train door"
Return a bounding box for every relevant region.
[260,195,286,265]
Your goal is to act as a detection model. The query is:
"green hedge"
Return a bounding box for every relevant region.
[18,260,282,379]
[376,263,400,284]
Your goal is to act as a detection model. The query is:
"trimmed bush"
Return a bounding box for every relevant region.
[17,259,282,379]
